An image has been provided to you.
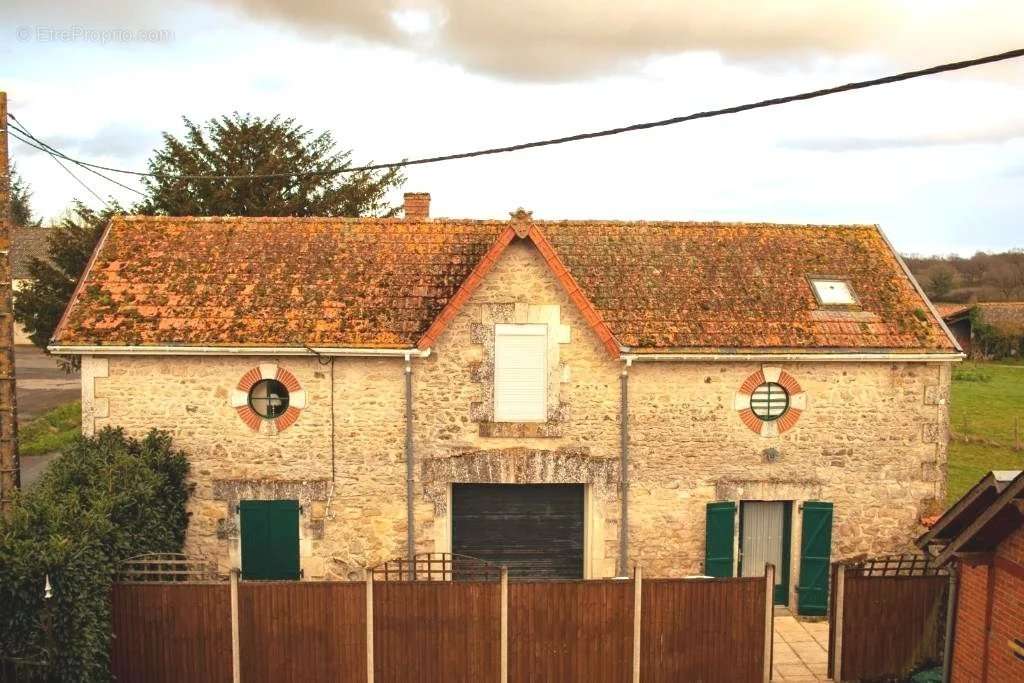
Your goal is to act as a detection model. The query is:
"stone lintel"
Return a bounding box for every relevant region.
[715,478,824,501]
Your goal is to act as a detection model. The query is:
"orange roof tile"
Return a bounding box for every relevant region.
[52,215,958,354]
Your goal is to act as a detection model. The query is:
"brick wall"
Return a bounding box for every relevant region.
[951,560,991,683]
[951,522,1024,682]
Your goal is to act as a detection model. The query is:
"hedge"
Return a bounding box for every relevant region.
[0,428,192,682]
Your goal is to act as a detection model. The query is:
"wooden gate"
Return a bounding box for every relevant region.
[828,555,948,681]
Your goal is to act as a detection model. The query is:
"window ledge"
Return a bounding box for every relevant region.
[478,421,563,438]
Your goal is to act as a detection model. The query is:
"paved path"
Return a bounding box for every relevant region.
[772,615,830,682]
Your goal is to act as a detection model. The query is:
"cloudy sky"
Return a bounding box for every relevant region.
[2,0,1022,254]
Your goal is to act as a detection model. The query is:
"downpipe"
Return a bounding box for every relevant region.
[404,353,415,573]
[942,567,958,683]
[618,358,632,577]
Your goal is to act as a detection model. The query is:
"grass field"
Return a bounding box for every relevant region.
[19,401,82,457]
[947,362,1024,502]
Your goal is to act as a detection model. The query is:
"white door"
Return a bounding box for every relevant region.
[741,501,785,577]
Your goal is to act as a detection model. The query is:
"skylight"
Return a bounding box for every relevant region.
[811,279,857,305]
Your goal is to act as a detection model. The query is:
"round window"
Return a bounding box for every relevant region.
[749,382,789,421]
[248,379,290,419]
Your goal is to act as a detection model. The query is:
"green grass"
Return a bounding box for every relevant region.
[947,362,1024,502]
[19,401,82,456]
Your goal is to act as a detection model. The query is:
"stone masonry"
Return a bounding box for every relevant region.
[82,238,951,596]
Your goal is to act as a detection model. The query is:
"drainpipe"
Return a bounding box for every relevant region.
[404,352,415,575]
[618,358,632,577]
[942,566,959,683]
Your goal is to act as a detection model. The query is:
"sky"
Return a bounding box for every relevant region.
[1,0,1022,255]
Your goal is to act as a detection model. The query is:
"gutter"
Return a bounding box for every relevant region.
[620,352,964,363]
[47,344,432,358]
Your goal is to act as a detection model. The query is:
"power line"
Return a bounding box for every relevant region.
[7,47,1024,182]
[6,117,145,196]
[8,128,111,207]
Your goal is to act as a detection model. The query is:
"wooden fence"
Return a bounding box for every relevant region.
[111,583,233,683]
[110,569,773,682]
[828,564,948,681]
[641,578,768,683]
[509,580,634,682]
[239,582,367,683]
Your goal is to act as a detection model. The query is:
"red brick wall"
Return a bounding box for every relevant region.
[988,525,1024,682]
[951,523,1024,683]
[951,559,991,683]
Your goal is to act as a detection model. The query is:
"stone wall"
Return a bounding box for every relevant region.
[83,237,951,589]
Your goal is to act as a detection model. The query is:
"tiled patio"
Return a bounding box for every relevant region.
[772,615,830,682]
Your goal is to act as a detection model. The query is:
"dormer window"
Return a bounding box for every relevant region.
[810,279,857,306]
[494,324,547,422]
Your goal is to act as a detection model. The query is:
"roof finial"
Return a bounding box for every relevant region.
[509,207,533,238]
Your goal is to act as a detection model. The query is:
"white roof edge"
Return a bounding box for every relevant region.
[620,351,964,362]
[47,344,432,358]
[874,224,964,354]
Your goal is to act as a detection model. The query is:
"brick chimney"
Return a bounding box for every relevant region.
[403,192,430,220]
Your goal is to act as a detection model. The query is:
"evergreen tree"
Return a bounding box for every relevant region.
[10,165,37,226]
[13,200,121,366]
[137,113,404,217]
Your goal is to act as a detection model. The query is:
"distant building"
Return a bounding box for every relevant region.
[10,226,50,346]
[934,302,1024,358]
[918,470,1024,683]
[934,303,974,355]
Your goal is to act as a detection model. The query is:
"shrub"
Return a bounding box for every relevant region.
[953,366,992,383]
[0,428,192,682]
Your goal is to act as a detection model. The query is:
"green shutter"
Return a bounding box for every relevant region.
[705,501,736,577]
[240,500,300,580]
[797,501,833,616]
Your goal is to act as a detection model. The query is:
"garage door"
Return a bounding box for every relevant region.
[452,484,584,579]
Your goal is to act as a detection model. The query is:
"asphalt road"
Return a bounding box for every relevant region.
[14,345,80,487]
[15,344,80,423]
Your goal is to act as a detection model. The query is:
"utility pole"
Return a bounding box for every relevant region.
[0,91,20,516]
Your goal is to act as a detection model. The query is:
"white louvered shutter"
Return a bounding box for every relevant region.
[494,324,547,422]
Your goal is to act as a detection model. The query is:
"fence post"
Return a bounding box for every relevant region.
[632,564,642,683]
[500,567,508,683]
[1015,415,1021,451]
[763,564,774,683]
[831,564,846,683]
[366,571,374,683]
[230,569,241,683]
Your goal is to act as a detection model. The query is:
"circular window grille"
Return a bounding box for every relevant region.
[749,382,789,421]
[735,368,806,437]
[230,364,306,434]
[248,379,290,418]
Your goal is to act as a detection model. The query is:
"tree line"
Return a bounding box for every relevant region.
[10,113,406,363]
[905,251,1024,303]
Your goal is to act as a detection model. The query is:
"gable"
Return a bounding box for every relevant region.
[417,225,619,357]
[51,215,958,355]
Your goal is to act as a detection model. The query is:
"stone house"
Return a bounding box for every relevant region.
[50,193,961,615]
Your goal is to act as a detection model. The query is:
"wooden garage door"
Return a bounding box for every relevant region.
[452,484,584,580]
